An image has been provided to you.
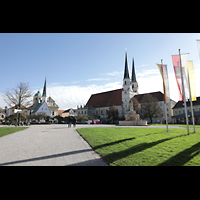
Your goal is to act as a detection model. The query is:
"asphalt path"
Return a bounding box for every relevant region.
[0,124,108,166]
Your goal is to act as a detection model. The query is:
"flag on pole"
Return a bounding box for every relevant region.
[188,61,197,101]
[197,40,200,58]
[157,64,170,104]
[172,54,189,101]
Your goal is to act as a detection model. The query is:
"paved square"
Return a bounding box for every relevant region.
[0,124,108,166]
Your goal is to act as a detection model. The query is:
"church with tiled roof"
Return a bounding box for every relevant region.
[77,51,176,123]
[77,51,139,119]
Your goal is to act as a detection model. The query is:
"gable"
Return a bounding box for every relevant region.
[34,102,51,116]
[86,89,122,108]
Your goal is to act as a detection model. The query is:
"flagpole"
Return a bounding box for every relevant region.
[187,66,196,133]
[161,59,168,132]
[179,49,190,135]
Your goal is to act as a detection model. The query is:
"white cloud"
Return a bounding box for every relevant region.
[0,82,122,110]
[106,71,123,76]
[47,82,122,110]
[0,93,6,108]
[138,72,180,102]
[87,78,110,81]
[137,69,159,78]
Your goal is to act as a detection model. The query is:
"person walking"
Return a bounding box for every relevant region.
[72,117,76,128]
[68,117,72,128]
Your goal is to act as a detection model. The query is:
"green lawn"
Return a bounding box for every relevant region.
[151,124,200,128]
[0,127,28,138]
[77,127,200,166]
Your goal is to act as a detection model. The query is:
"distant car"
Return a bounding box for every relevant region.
[91,119,100,124]
[80,121,88,124]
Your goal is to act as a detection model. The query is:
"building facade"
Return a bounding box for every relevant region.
[132,92,176,124]
[172,97,200,124]
[47,97,59,117]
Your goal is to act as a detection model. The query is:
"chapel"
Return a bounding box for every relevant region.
[30,78,59,118]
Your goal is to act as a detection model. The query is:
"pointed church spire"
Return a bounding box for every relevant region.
[124,51,130,79]
[42,78,47,97]
[132,57,137,83]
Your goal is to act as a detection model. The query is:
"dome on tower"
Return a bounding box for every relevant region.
[34,90,42,97]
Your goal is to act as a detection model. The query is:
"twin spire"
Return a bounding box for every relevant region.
[124,51,137,83]
[42,78,47,97]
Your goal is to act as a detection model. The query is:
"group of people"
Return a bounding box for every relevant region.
[67,116,76,128]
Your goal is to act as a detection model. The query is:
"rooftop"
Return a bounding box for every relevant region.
[134,91,165,102]
[86,89,123,108]
[172,97,200,109]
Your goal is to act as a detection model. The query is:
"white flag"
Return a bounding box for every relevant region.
[197,40,200,58]
[181,54,190,101]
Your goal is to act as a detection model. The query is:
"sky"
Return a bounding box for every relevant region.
[0,33,200,110]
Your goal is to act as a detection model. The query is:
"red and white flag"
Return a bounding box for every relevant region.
[172,54,189,101]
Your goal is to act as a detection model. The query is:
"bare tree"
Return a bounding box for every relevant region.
[4,82,33,125]
[139,94,162,124]
[4,82,33,108]
[107,105,119,123]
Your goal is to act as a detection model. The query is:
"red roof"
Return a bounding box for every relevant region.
[86,89,122,108]
[134,91,165,102]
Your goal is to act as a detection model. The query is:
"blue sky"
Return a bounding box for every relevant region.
[1,33,200,109]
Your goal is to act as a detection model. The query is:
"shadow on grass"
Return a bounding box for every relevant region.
[103,137,173,164]
[93,137,135,150]
[102,134,188,165]
[158,142,200,166]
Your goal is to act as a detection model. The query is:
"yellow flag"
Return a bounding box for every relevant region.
[157,64,170,104]
[188,61,196,101]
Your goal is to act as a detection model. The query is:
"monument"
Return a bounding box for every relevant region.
[119,107,147,126]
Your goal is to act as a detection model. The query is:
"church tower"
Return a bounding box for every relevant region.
[122,51,134,116]
[131,57,139,95]
[42,78,47,103]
